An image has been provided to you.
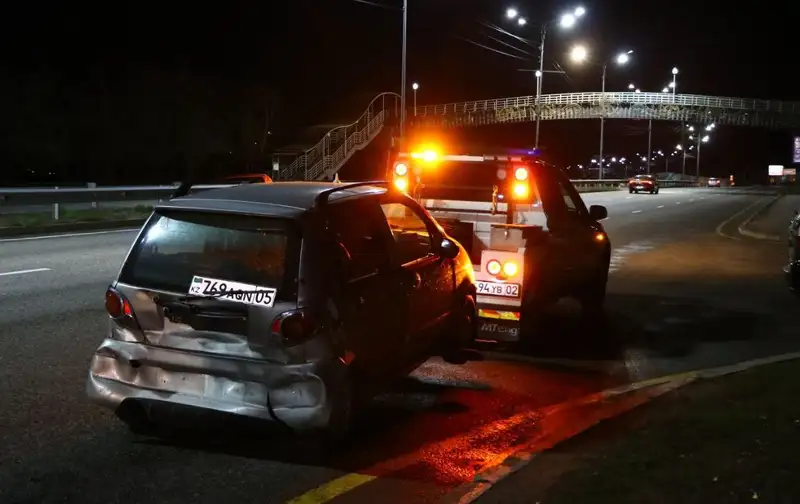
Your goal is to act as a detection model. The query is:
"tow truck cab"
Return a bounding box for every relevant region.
[389,147,611,345]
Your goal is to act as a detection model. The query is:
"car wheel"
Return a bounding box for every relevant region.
[579,255,609,318]
[442,294,477,364]
[629,188,634,194]
[655,188,659,194]
[316,373,355,451]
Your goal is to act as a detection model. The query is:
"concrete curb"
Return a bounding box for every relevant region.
[737,193,783,241]
[0,219,146,238]
[443,349,800,504]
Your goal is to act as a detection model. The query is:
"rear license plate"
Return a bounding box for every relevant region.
[476,281,520,298]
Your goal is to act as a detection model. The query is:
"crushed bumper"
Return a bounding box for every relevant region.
[86,338,334,431]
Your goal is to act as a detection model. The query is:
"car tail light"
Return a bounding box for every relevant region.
[394,163,408,176]
[514,166,529,181]
[271,311,316,347]
[486,259,502,275]
[105,286,133,319]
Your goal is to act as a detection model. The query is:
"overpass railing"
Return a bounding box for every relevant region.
[414,92,800,117]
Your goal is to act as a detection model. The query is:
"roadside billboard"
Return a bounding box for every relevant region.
[769,164,784,176]
[793,136,800,163]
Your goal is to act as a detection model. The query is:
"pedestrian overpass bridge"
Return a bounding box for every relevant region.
[278,91,800,181]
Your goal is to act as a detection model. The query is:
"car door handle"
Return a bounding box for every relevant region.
[409,272,422,290]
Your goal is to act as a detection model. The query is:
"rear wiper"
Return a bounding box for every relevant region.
[153,289,267,306]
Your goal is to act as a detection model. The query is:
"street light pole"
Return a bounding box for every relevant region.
[535,25,546,148]
[697,137,702,177]
[399,0,408,138]
[599,62,607,180]
[647,119,652,174]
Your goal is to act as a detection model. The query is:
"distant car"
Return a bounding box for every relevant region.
[87,181,477,445]
[707,177,721,188]
[784,209,800,294]
[628,174,659,194]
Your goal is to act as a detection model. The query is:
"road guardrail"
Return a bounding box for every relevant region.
[0,179,698,221]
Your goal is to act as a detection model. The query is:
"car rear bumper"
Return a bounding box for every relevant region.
[87,338,334,431]
[630,184,655,191]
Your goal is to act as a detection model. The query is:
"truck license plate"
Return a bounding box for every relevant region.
[476,281,520,298]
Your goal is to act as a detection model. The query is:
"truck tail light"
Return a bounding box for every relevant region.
[394,163,408,176]
[514,166,529,181]
[394,177,408,192]
[512,181,529,199]
[485,259,519,279]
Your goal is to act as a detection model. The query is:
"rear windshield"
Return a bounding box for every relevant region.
[119,210,299,301]
[416,160,538,202]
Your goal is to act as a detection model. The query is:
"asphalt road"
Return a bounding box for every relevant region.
[1,188,797,504]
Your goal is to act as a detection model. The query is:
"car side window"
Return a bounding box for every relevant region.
[328,200,392,279]
[380,201,433,264]
[555,175,588,217]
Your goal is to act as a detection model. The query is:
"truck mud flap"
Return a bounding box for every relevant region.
[477,309,521,343]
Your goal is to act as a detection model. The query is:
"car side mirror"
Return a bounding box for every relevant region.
[588,205,608,221]
[439,238,460,259]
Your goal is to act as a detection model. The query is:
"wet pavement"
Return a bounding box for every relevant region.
[1,188,798,504]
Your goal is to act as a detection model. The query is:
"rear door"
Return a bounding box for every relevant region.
[379,195,455,360]
[115,210,301,361]
[552,170,604,280]
[531,166,587,295]
[326,198,407,384]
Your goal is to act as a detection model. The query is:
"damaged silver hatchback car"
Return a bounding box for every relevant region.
[87,180,478,442]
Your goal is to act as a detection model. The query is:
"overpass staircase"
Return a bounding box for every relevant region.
[278,92,401,181]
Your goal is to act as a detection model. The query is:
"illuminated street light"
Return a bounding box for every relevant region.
[616,52,630,65]
[570,44,588,62]
[662,87,669,93]
[688,126,694,132]
[676,144,683,150]
[508,5,586,149]
[701,135,710,142]
[412,82,419,115]
[672,67,679,75]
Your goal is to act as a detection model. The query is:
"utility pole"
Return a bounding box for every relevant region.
[598,63,607,180]
[646,119,652,174]
[399,0,408,138]
[534,26,546,148]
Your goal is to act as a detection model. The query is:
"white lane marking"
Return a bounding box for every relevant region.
[631,210,642,214]
[0,267,51,277]
[689,199,695,202]
[657,205,665,208]
[0,228,139,243]
[625,196,633,199]
[676,201,681,205]
[609,241,655,273]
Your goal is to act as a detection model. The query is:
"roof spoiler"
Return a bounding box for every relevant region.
[313,180,390,208]
[171,181,238,199]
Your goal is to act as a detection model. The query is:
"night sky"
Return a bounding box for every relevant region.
[0,0,795,185]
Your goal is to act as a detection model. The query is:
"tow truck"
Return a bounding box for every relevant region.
[388,146,612,346]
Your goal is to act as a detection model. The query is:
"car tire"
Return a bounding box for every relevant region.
[579,254,609,317]
[442,294,477,364]
[655,188,659,194]
[629,188,634,194]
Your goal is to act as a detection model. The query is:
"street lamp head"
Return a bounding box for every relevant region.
[560,13,577,28]
[569,44,588,62]
[688,126,694,131]
[534,70,542,77]
[672,67,679,75]
[676,144,683,150]
[701,135,710,142]
[668,81,676,88]
[635,88,641,93]
[412,82,419,90]
[574,6,586,16]
[662,87,669,93]
[616,52,630,65]
[628,83,635,89]
[517,17,527,26]
[506,8,517,19]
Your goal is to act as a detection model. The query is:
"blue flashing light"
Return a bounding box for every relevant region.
[507,148,540,157]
